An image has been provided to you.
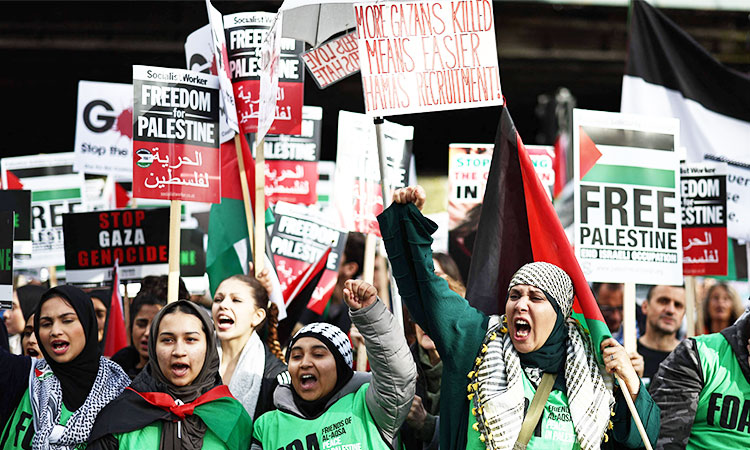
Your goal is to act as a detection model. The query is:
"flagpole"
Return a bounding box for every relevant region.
[615,374,654,450]
[234,133,255,259]
[167,199,181,303]
[685,276,697,337]
[254,134,266,275]
[622,282,637,353]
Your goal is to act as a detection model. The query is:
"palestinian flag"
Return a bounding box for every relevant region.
[103,260,127,357]
[621,0,750,166]
[465,106,611,360]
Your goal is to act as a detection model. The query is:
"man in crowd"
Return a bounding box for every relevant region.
[638,285,686,384]
[594,282,645,378]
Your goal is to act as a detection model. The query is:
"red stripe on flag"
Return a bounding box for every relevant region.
[5,171,24,190]
[578,126,603,180]
[103,261,128,357]
[220,136,255,203]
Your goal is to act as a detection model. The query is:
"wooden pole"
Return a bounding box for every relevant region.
[357,233,378,371]
[615,374,654,450]
[235,133,255,258]
[167,200,181,303]
[685,276,697,337]
[623,282,637,353]
[254,135,266,275]
[48,266,58,287]
[123,283,131,339]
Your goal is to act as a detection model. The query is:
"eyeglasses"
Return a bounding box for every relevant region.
[599,305,623,314]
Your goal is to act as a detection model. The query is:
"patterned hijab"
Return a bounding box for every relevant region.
[468,262,614,450]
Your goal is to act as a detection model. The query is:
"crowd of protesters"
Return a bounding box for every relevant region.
[0,185,748,450]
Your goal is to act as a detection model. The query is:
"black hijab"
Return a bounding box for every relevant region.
[17,284,46,322]
[34,285,101,410]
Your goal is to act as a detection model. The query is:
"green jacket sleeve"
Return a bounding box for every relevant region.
[610,381,661,449]
[378,203,489,372]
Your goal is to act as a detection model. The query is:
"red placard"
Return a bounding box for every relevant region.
[682,227,727,276]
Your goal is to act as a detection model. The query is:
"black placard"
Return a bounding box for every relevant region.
[0,190,31,242]
[0,211,14,309]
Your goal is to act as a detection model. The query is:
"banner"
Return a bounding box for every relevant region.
[333,111,413,236]
[0,190,31,254]
[353,0,503,116]
[0,211,13,309]
[254,106,322,205]
[526,145,555,199]
[302,31,360,89]
[62,208,170,284]
[681,162,727,276]
[224,12,305,135]
[574,109,682,284]
[206,0,240,141]
[132,65,221,203]
[74,81,133,178]
[270,202,347,312]
[1,153,85,269]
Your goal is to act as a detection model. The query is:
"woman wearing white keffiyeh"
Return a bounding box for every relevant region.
[0,285,130,450]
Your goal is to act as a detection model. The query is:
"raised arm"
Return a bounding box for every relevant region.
[344,280,417,444]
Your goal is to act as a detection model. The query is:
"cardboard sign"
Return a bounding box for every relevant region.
[132,65,221,203]
[303,31,360,89]
[526,145,555,200]
[1,153,85,269]
[333,111,413,236]
[723,161,750,241]
[0,211,13,309]
[353,0,503,116]
[258,14,283,140]
[254,106,322,205]
[681,162,727,276]
[270,202,347,312]
[0,190,31,254]
[63,208,170,284]
[224,12,305,136]
[184,24,235,144]
[206,0,240,140]
[74,81,133,178]
[574,109,682,284]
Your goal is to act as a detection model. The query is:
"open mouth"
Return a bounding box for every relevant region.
[216,314,235,331]
[299,373,318,390]
[139,340,149,352]
[513,319,531,339]
[171,363,190,378]
[50,339,70,355]
[26,348,39,357]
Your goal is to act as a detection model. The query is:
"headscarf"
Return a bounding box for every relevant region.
[468,262,614,450]
[17,284,46,322]
[286,322,354,417]
[34,285,101,410]
[142,300,221,450]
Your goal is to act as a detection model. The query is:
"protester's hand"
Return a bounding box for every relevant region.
[248,261,274,297]
[349,324,365,349]
[392,185,426,211]
[343,280,378,311]
[629,351,644,378]
[600,338,640,401]
[406,395,427,430]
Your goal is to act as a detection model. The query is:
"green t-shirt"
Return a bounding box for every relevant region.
[466,374,580,450]
[688,333,750,450]
[0,389,74,450]
[253,383,393,450]
[116,422,226,450]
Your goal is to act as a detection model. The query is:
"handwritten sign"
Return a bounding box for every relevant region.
[224,12,305,136]
[132,65,221,203]
[334,111,413,236]
[74,81,133,178]
[574,109,682,284]
[63,208,170,284]
[681,162,727,276]
[0,211,13,309]
[303,31,360,89]
[353,0,503,116]
[206,0,239,141]
[255,106,323,205]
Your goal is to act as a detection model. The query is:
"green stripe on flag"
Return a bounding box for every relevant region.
[571,311,612,363]
[582,164,674,188]
[32,188,81,202]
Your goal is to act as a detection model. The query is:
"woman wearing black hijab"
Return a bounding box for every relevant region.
[0,285,130,450]
[88,300,253,450]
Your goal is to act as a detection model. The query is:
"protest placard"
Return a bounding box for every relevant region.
[681,162,727,276]
[0,190,31,255]
[132,65,221,204]
[180,227,207,278]
[316,160,336,208]
[270,201,348,312]
[1,153,85,269]
[206,0,240,141]
[526,145,555,199]
[573,109,682,284]
[303,31,360,89]
[353,0,503,116]
[258,14,283,140]
[254,106,322,205]
[74,81,133,178]
[225,12,305,136]
[334,111,413,236]
[722,161,750,242]
[0,211,13,309]
[62,208,170,284]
